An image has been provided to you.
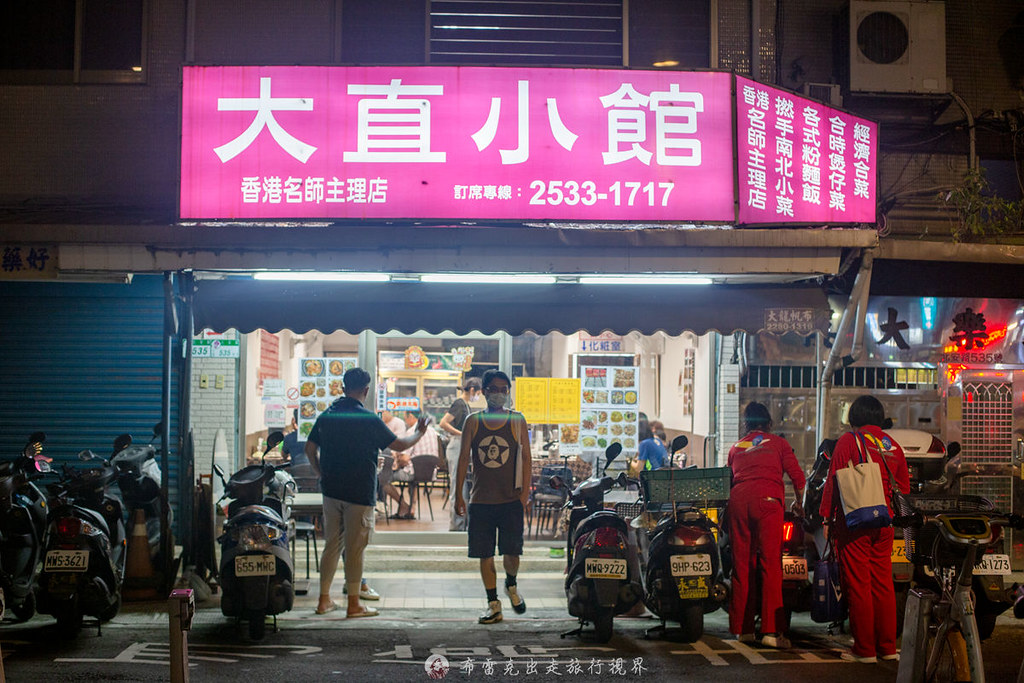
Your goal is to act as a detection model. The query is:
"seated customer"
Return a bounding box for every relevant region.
[382,411,439,519]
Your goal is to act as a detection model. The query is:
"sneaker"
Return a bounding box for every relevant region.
[879,653,900,662]
[840,652,878,663]
[342,584,381,600]
[504,585,526,614]
[479,600,503,624]
[761,634,791,649]
[736,633,756,643]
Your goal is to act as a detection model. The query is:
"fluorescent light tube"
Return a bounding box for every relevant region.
[578,275,713,285]
[421,274,557,284]
[253,272,389,282]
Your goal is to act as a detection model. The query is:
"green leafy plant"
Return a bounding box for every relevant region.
[940,168,1024,241]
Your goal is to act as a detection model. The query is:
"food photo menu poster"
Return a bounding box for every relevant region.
[297,357,358,440]
[579,366,640,467]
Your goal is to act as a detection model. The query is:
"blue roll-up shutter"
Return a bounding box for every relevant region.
[0,275,181,509]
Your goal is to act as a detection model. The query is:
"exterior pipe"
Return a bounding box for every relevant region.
[948,91,977,173]
[816,250,874,446]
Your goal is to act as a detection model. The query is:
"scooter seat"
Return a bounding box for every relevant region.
[228,504,286,527]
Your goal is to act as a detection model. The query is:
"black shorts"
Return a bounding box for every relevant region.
[467,501,524,558]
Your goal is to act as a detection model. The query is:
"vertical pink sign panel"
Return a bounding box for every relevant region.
[180,66,735,221]
[735,76,878,225]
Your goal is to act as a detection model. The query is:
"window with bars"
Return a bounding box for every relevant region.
[429,0,624,66]
[740,365,939,390]
[960,381,1014,511]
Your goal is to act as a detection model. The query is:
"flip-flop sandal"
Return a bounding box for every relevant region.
[315,601,340,615]
[347,607,380,618]
[400,513,416,520]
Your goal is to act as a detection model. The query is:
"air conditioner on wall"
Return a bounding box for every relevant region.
[849,0,947,94]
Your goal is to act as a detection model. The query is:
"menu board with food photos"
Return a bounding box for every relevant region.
[297,356,358,440]
[579,365,639,466]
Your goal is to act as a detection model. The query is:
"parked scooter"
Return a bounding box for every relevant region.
[0,432,52,621]
[632,435,729,641]
[213,432,294,640]
[110,423,174,584]
[557,443,642,643]
[36,448,127,636]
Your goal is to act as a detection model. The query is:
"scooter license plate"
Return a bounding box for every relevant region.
[235,554,276,577]
[670,553,712,577]
[584,557,627,579]
[45,550,89,572]
[677,576,709,600]
[974,553,1011,576]
[782,556,808,581]
[891,539,910,563]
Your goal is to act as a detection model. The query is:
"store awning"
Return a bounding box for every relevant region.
[192,279,831,336]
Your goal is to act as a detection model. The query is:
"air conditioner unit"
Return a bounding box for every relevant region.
[849,0,947,94]
[802,83,843,107]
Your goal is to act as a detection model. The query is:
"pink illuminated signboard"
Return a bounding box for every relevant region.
[735,76,877,225]
[180,66,735,221]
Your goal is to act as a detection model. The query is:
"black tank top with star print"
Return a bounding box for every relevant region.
[468,410,525,505]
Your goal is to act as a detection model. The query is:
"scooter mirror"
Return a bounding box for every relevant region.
[602,442,623,474]
[947,441,961,460]
[152,421,163,437]
[548,475,564,489]
[265,431,285,452]
[113,433,133,453]
[670,435,689,453]
[78,449,97,461]
[28,431,46,445]
[616,471,628,488]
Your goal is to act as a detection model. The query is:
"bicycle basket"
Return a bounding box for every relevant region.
[640,467,731,506]
[613,501,644,522]
[902,495,994,566]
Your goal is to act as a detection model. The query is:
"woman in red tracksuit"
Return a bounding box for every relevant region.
[819,395,910,663]
[727,402,806,649]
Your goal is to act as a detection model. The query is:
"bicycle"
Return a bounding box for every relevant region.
[896,504,1022,683]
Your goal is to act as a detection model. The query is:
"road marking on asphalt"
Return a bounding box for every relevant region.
[54,642,322,666]
[668,639,850,666]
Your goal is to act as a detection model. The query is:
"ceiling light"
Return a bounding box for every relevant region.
[577,275,713,285]
[253,271,389,282]
[652,60,679,68]
[421,274,557,284]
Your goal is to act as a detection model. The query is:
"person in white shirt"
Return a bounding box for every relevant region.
[382,411,439,519]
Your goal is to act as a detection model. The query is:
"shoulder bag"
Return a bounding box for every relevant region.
[834,431,892,530]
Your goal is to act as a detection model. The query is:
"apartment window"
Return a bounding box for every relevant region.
[430,0,625,66]
[1,0,146,83]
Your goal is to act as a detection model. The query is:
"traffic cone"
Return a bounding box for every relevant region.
[123,508,159,600]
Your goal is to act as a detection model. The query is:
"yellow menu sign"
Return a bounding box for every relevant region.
[548,378,582,424]
[515,378,549,425]
[514,377,582,425]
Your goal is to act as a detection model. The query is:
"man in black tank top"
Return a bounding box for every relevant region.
[455,370,533,624]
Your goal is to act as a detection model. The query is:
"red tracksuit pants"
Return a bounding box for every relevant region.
[728,490,784,635]
[836,526,897,658]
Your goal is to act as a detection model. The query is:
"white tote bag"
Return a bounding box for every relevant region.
[835,432,891,530]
